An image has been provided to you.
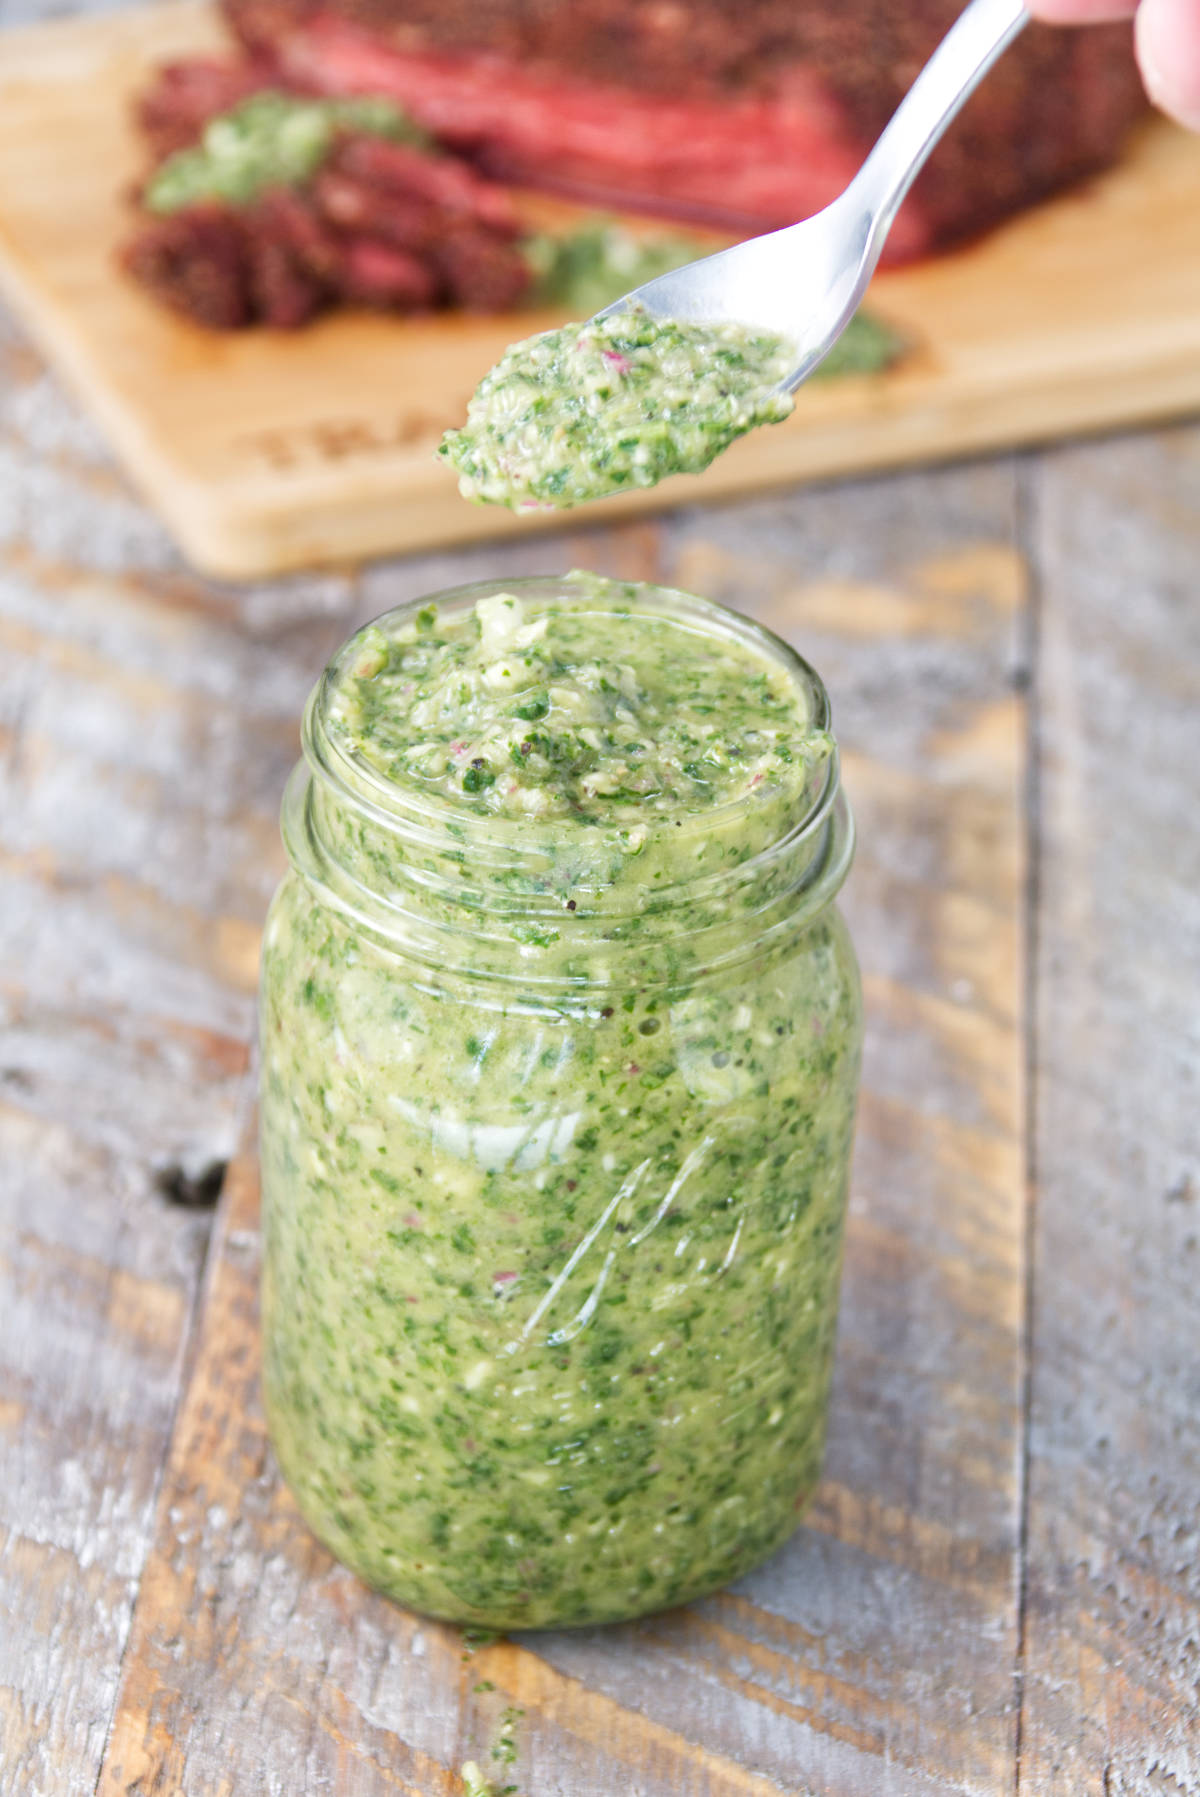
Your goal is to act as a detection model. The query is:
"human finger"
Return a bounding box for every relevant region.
[1136,0,1200,127]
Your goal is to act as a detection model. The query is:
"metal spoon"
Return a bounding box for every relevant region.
[594,0,1029,390]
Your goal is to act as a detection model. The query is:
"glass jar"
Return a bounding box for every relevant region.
[259,574,862,1630]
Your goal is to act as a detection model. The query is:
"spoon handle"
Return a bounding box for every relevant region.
[852,0,1029,249]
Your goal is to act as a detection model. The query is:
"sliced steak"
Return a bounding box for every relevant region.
[122,203,252,328]
[123,107,532,327]
[431,222,534,313]
[224,0,1145,257]
[331,134,522,235]
[334,236,440,307]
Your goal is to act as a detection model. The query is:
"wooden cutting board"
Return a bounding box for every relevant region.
[1,0,1199,579]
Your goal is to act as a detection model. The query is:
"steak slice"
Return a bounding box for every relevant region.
[137,56,279,158]
[331,134,523,235]
[430,222,535,313]
[334,236,439,308]
[123,203,253,328]
[224,0,1146,258]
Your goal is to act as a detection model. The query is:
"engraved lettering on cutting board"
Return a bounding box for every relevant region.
[236,409,463,470]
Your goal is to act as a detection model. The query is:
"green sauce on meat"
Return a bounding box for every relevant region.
[259,574,861,1629]
[439,306,796,509]
[144,90,428,215]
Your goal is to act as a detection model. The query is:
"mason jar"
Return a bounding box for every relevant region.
[259,573,862,1630]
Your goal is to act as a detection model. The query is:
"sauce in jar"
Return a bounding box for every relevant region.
[259,572,861,1628]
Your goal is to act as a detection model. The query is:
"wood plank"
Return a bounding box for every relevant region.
[95,464,1031,1794]
[0,1,1199,576]
[1018,427,1200,1792]
[0,295,353,1796]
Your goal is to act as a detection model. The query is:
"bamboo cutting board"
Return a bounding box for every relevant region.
[1,2,1199,579]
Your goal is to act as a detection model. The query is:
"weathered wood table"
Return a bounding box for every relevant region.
[2,64,1198,1797]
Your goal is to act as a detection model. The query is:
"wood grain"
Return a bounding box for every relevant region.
[0,293,350,1795]
[1,1,1200,576]
[1019,431,1200,1794]
[89,465,1031,1795]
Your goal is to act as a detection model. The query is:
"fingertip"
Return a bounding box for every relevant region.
[1136,0,1200,129]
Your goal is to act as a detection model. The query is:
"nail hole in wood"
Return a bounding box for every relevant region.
[154,1159,228,1209]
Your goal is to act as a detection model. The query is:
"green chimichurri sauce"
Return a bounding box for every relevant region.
[438,306,796,510]
[144,90,428,215]
[327,589,830,823]
[521,222,709,318]
[259,575,861,1629]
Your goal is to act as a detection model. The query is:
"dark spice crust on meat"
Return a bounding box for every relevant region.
[225,0,1146,250]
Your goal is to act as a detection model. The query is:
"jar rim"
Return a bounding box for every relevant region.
[285,573,854,985]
